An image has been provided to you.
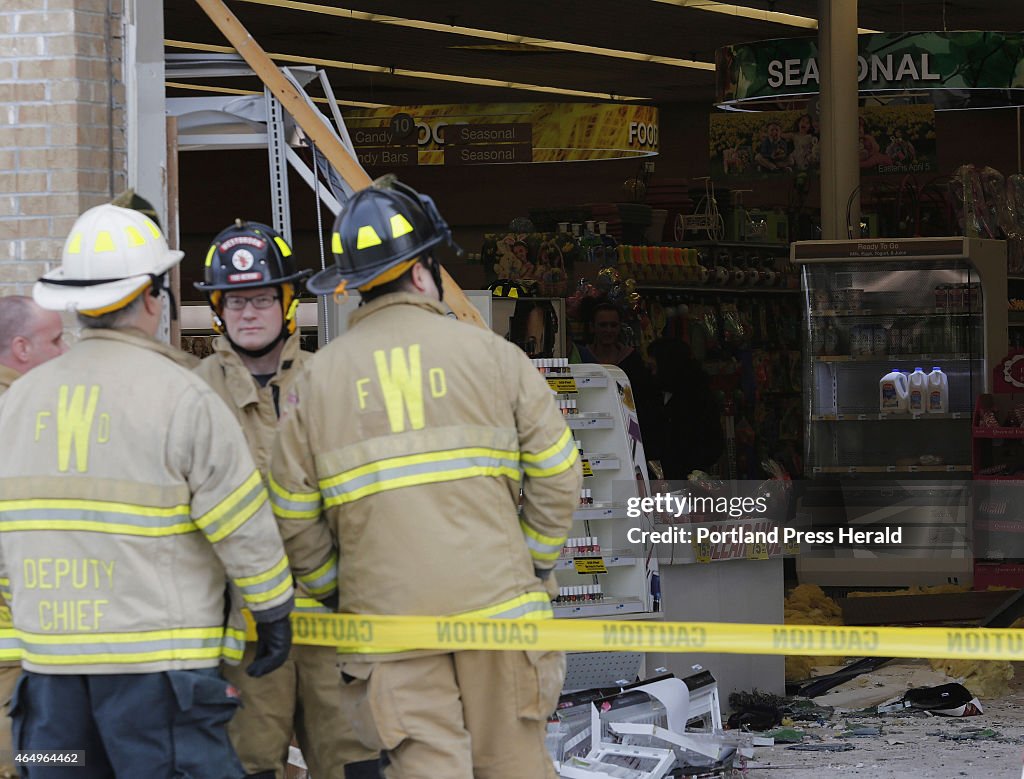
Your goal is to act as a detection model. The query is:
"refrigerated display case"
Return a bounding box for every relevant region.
[796,237,1007,476]
[791,237,1007,586]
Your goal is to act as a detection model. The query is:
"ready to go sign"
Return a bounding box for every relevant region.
[717,31,1024,104]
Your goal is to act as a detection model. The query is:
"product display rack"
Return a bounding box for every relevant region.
[533,361,659,620]
[632,241,804,480]
[792,237,1008,587]
[971,354,1024,586]
[796,237,1007,477]
[1007,276,1024,350]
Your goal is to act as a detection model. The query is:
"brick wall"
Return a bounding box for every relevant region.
[0,0,126,294]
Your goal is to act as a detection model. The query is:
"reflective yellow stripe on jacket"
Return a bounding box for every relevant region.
[520,521,567,564]
[294,596,332,614]
[234,554,293,606]
[194,471,266,543]
[521,428,579,478]
[17,626,245,666]
[0,608,18,662]
[0,498,194,537]
[268,475,322,520]
[319,446,521,509]
[297,552,337,597]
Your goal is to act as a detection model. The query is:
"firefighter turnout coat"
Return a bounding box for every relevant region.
[0,328,294,674]
[194,335,327,616]
[0,366,17,396]
[0,367,21,663]
[194,334,308,478]
[269,293,582,658]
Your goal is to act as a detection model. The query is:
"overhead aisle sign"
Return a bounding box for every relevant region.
[345,103,659,166]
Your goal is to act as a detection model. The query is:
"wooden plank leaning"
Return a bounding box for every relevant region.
[192,0,487,328]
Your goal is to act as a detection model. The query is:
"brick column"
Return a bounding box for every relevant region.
[0,0,126,294]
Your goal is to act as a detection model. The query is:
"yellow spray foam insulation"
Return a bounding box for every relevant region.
[784,584,845,681]
[930,658,1014,699]
[841,587,1020,699]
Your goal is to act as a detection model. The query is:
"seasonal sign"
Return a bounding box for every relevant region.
[716,31,1024,106]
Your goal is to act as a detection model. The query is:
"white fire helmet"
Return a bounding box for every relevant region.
[34,204,184,315]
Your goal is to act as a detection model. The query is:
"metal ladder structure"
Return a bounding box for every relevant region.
[166,53,368,337]
[166,53,363,241]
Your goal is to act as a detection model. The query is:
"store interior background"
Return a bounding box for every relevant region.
[156,0,1024,708]
[166,0,1024,295]
[173,107,1024,294]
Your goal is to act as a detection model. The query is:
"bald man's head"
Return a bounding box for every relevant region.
[0,296,68,375]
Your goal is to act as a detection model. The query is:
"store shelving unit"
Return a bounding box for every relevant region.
[637,284,799,296]
[971,354,1024,586]
[792,237,1007,586]
[628,241,804,480]
[533,363,658,621]
[797,237,1007,478]
[1007,276,1024,349]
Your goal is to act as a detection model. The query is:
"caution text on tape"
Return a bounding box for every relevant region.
[4,606,1022,662]
[276,613,1024,662]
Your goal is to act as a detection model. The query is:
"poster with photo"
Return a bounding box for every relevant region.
[710,104,936,180]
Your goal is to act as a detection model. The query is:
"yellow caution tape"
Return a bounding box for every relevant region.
[273,612,1024,662]
[3,605,1022,662]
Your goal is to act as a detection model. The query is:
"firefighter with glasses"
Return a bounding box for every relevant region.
[195,220,379,779]
[269,180,581,779]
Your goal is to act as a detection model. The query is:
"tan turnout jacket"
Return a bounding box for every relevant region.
[195,333,327,615]
[0,366,18,396]
[194,334,309,477]
[0,328,293,674]
[0,365,22,665]
[269,293,581,659]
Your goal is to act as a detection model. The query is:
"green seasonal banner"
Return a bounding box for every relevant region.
[716,31,1024,103]
[710,104,937,180]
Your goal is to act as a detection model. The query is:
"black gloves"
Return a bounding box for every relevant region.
[247,616,292,678]
[319,590,340,611]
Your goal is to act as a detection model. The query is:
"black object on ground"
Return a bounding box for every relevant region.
[727,690,783,731]
[794,656,893,699]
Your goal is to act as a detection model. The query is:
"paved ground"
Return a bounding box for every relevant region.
[741,667,1024,778]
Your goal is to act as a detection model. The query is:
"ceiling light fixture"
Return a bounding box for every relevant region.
[165,40,653,101]
[164,80,388,108]
[231,0,714,71]
[647,0,880,34]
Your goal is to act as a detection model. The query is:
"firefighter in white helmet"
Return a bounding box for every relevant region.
[194,220,379,779]
[0,203,294,777]
[269,179,581,779]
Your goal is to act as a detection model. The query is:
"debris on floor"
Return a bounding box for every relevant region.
[738,667,1024,776]
[786,742,856,752]
[931,727,1001,742]
[878,682,983,717]
[761,727,805,744]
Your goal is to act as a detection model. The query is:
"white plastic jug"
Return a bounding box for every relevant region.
[880,369,909,414]
[927,367,949,414]
[908,367,927,416]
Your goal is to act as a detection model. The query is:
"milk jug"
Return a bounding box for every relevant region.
[926,367,949,414]
[908,367,927,416]
[880,369,909,414]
